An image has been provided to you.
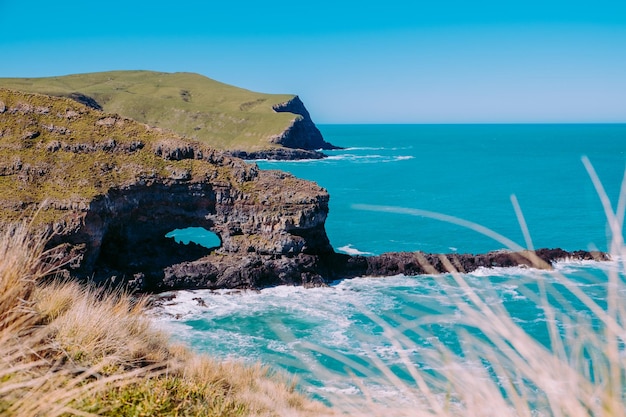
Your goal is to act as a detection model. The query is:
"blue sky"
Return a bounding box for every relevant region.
[1,0,625,123]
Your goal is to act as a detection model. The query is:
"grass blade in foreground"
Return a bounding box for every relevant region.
[310,157,625,416]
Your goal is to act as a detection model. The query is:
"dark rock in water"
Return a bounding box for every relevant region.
[192,297,207,307]
[228,148,326,161]
[271,96,341,151]
[139,246,609,292]
[347,248,610,278]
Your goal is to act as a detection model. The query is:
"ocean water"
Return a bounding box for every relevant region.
[152,124,626,404]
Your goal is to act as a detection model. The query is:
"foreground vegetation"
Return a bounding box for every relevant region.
[0,222,329,416]
[316,158,626,416]
[1,148,623,415]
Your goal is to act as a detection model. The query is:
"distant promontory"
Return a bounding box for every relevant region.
[0,70,339,160]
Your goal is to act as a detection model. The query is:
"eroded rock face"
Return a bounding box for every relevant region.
[271,96,341,151]
[0,89,610,293]
[0,89,333,291]
[46,163,333,291]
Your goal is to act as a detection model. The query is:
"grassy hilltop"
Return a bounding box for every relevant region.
[0,70,301,152]
[0,88,237,224]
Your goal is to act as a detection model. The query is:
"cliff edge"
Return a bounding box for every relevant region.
[271,96,339,151]
[0,89,607,292]
[0,89,334,290]
[0,71,340,160]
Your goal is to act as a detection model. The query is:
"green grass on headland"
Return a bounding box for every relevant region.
[0,70,298,151]
[0,88,262,225]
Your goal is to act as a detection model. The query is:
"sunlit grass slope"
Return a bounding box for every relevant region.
[0,70,297,151]
[0,222,330,416]
[0,88,251,225]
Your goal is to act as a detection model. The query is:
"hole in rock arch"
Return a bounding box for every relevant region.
[165,227,221,250]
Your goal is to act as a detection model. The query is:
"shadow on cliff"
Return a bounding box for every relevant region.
[94,222,218,289]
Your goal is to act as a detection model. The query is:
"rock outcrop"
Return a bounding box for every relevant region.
[0,89,333,291]
[0,89,609,293]
[329,248,609,279]
[152,247,608,291]
[64,92,103,111]
[0,71,340,161]
[51,166,335,291]
[227,147,326,161]
[270,96,341,152]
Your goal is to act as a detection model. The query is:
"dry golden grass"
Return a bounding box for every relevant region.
[0,222,330,416]
[3,156,623,417]
[34,281,172,370]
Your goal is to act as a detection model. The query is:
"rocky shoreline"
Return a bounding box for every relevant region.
[0,89,610,294]
[144,247,609,292]
[226,147,327,161]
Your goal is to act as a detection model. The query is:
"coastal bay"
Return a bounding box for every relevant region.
[157,123,626,403]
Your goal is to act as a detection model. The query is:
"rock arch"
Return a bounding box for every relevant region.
[47,168,334,291]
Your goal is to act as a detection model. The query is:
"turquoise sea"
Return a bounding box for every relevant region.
[153,124,626,404]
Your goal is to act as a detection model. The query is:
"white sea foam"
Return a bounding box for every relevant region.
[500,283,527,301]
[341,146,414,151]
[337,244,373,256]
[314,384,361,396]
[393,155,414,161]
[326,154,384,161]
[254,152,415,165]
[254,157,322,164]
[342,146,386,151]
[467,265,544,278]
[149,259,615,405]
[553,257,619,274]
[325,154,414,163]
[464,259,610,280]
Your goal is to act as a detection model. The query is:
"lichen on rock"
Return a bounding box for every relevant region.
[0,88,333,291]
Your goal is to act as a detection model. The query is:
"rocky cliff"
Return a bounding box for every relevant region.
[0,89,334,290]
[0,71,340,161]
[0,89,608,293]
[270,96,340,152]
